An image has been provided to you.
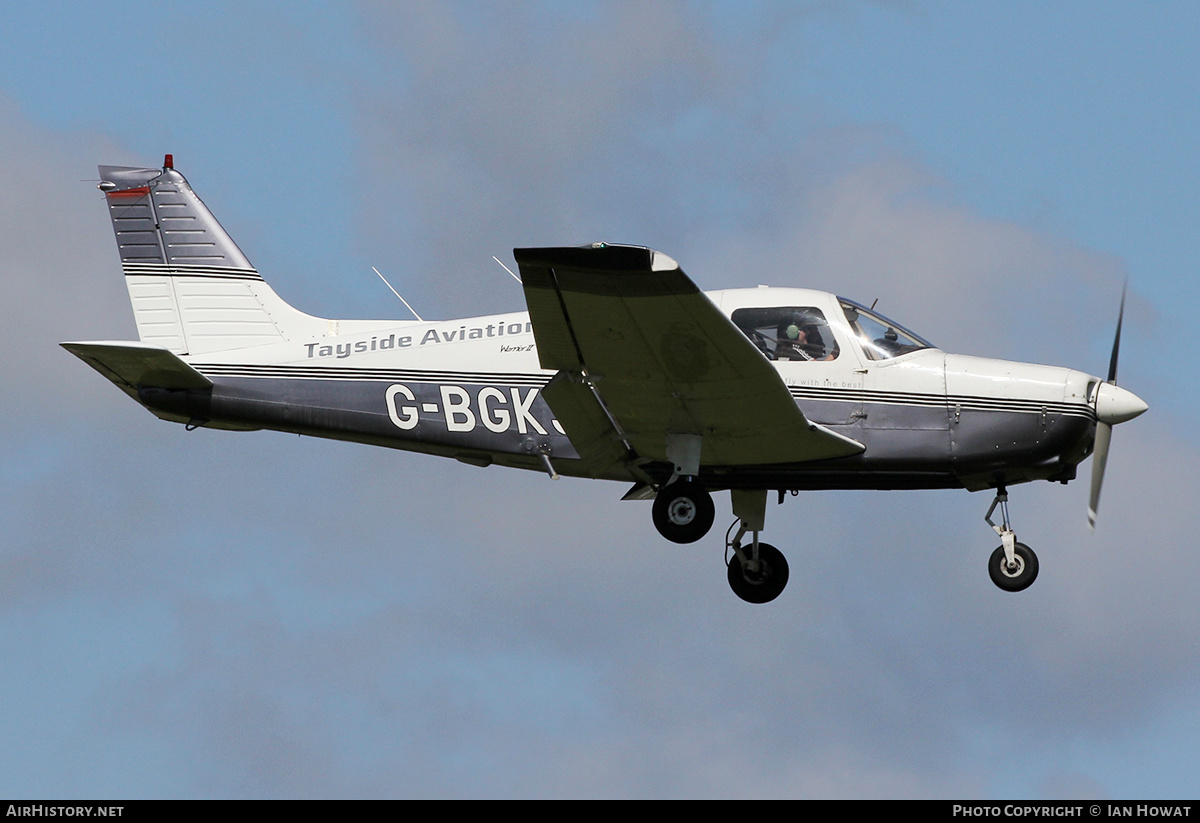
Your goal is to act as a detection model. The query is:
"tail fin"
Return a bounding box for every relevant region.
[99,156,327,355]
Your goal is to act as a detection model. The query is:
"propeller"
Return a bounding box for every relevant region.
[1088,284,1148,528]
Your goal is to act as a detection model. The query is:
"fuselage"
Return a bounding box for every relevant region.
[143,285,1099,494]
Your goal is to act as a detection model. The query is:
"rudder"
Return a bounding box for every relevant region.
[99,156,326,355]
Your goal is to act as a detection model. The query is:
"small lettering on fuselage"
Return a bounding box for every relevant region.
[304,322,535,360]
[385,383,565,436]
[786,377,865,389]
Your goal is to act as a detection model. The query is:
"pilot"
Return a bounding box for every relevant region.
[776,314,833,361]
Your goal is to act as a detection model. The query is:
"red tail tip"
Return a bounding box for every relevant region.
[163,154,174,170]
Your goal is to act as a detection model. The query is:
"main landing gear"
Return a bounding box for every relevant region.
[726,533,789,604]
[652,434,785,603]
[651,479,715,544]
[650,483,789,603]
[984,487,1039,592]
[724,490,788,604]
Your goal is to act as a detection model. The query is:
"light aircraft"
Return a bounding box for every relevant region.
[64,156,1148,603]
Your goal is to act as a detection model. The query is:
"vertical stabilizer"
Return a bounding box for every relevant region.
[99,157,325,355]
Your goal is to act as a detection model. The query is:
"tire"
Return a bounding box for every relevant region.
[651,481,715,544]
[727,542,789,604]
[988,542,1039,592]
[657,479,710,544]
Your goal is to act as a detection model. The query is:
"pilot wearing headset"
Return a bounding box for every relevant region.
[776,313,835,361]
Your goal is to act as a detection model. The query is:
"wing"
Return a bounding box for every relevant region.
[515,244,863,479]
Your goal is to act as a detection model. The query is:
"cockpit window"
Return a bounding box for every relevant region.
[839,299,933,361]
[732,307,839,362]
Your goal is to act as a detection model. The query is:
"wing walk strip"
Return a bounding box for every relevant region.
[187,364,1094,419]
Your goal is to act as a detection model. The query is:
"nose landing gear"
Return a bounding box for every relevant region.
[984,487,1039,592]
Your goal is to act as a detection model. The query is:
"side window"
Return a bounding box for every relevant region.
[731,307,839,362]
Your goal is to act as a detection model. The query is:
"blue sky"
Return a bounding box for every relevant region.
[1,1,1196,798]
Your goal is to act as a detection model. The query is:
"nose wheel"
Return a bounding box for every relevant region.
[988,542,1039,592]
[984,487,1039,592]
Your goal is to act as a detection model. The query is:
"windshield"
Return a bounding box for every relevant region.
[839,299,934,361]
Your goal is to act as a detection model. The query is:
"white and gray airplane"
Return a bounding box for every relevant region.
[64,156,1148,603]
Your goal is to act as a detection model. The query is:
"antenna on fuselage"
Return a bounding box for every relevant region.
[493,256,522,284]
[372,266,423,321]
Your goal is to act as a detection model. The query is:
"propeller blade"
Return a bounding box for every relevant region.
[1088,421,1113,530]
[1107,281,1126,384]
[1089,283,1142,529]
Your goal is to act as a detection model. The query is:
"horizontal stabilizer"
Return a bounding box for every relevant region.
[61,341,212,392]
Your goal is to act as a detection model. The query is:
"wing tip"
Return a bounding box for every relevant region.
[650,250,679,271]
[514,243,679,273]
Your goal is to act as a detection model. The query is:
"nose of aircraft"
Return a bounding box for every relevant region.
[1094,382,1148,425]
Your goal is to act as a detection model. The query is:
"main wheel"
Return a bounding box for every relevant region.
[651,481,715,543]
[727,542,789,604]
[988,542,1039,592]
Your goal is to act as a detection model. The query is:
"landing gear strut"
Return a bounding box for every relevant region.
[984,487,1039,592]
